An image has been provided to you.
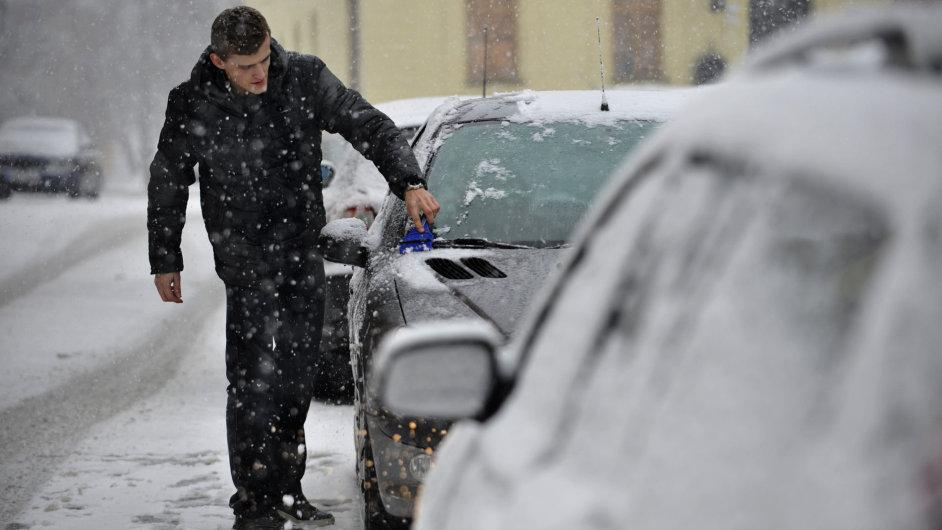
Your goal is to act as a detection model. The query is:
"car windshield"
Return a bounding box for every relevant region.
[425,119,657,247]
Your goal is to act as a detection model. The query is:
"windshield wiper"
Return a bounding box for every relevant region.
[543,242,572,249]
[433,238,535,249]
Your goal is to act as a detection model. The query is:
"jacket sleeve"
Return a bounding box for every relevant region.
[147,86,196,275]
[311,61,424,199]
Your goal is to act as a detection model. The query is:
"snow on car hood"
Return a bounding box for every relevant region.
[394,247,567,336]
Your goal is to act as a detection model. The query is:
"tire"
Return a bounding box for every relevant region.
[0,180,11,200]
[66,175,82,199]
[67,170,101,199]
[83,170,102,199]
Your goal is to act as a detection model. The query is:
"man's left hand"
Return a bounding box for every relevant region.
[405,188,440,233]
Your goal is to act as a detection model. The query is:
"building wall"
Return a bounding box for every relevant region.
[247,0,889,103]
[249,0,351,84]
[517,0,615,91]
[814,0,885,14]
[359,1,468,99]
[662,0,749,84]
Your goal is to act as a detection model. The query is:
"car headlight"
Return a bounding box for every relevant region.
[367,416,439,517]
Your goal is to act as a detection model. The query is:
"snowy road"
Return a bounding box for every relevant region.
[0,191,362,529]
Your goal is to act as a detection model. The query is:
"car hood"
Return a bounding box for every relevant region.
[393,247,568,336]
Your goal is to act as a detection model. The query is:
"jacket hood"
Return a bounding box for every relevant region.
[188,37,289,111]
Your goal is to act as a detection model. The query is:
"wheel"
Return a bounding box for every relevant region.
[83,170,102,199]
[66,174,82,199]
[67,170,101,199]
[0,180,11,200]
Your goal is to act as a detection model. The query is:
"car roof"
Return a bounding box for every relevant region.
[374,96,471,130]
[741,4,942,76]
[443,88,699,125]
[411,88,700,169]
[625,70,942,220]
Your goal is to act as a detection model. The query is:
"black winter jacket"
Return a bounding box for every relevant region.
[147,40,423,284]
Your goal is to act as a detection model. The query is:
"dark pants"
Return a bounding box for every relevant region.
[224,255,325,516]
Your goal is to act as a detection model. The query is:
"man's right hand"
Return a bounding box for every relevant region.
[154,272,183,303]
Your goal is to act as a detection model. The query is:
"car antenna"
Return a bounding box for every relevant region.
[596,17,610,111]
[482,25,489,98]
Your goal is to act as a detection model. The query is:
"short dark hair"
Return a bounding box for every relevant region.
[211,6,270,59]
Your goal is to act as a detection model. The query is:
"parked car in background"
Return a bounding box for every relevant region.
[317,88,695,528]
[371,6,942,530]
[316,97,456,403]
[0,117,102,199]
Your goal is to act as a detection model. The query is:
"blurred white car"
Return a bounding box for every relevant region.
[373,6,942,530]
[0,117,102,199]
[316,96,458,402]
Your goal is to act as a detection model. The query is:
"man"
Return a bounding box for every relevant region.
[147,6,439,529]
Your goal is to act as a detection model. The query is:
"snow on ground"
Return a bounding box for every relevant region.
[10,298,360,530]
[0,192,213,410]
[0,189,362,529]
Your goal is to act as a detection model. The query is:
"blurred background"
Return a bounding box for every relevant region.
[0,0,884,193]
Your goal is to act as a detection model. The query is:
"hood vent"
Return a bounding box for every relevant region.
[424,257,509,280]
[461,257,507,278]
[425,258,474,280]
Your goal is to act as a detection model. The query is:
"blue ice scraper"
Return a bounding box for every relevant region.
[399,217,435,254]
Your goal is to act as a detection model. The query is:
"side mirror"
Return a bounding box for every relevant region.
[373,321,504,421]
[316,218,371,268]
[320,161,335,186]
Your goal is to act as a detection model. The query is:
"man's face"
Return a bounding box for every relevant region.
[210,34,271,95]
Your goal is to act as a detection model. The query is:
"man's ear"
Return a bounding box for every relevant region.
[209,52,226,70]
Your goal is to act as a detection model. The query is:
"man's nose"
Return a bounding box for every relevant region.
[252,64,266,79]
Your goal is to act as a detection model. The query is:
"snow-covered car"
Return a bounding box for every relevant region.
[0,117,102,199]
[317,88,695,528]
[370,6,942,530]
[315,97,457,403]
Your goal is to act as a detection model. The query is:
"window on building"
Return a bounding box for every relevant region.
[612,0,663,83]
[693,51,727,84]
[467,0,520,85]
[749,0,811,45]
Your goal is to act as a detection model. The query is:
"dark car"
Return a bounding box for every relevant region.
[0,117,102,199]
[317,88,694,528]
[315,97,456,403]
[371,6,942,530]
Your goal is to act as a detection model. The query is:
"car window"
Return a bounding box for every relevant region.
[744,182,887,353]
[378,193,408,248]
[591,179,894,528]
[530,159,760,457]
[424,120,657,246]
